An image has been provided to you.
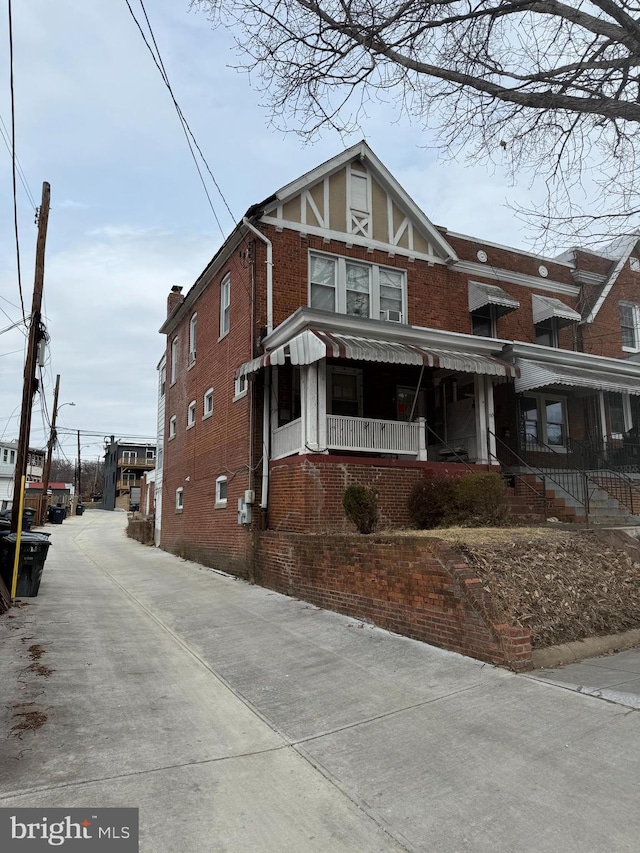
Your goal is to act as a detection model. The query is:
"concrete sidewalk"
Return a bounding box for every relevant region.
[529,648,640,709]
[1,511,639,852]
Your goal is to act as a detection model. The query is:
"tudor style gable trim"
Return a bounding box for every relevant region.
[258,141,458,265]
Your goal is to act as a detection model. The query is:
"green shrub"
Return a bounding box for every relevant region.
[343,485,379,534]
[452,471,508,526]
[408,476,457,529]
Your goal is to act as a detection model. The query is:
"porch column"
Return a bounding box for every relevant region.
[485,377,497,465]
[269,366,279,450]
[474,375,489,464]
[300,363,321,453]
[597,391,608,444]
[317,360,328,452]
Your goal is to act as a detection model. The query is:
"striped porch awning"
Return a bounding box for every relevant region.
[515,360,640,395]
[236,329,518,379]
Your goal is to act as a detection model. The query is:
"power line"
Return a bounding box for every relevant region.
[6,0,26,322]
[0,113,37,210]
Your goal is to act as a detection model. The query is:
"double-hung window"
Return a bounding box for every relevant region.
[176,487,184,512]
[620,302,640,350]
[522,395,567,448]
[169,415,177,439]
[203,388,214,419]
[534,318,559,347]
[170,338,178,384]
[309,252,405,322]
[187,400,196,428]
[189,314,197,364]
[220,275,231,337]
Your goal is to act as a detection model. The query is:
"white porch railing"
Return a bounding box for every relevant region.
[327,415,424,456]
[272,419,303,460]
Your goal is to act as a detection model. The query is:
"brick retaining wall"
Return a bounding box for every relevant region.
[256,531,532,670]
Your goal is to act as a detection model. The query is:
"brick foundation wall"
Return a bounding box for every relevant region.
[256,531,532,670]
[268,454,485,533]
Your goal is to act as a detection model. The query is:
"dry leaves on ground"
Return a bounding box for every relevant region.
[455,531,640,648]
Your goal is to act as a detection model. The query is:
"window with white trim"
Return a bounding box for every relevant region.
[522,394,567,448]
[203,387,214,419]
[220,274,230,337]
[187,400,196,427]
[309,252,405,322]
[170,338,178,383]
[169,415,177,439]
[175,487,184,512]
[189,313,197,364]
[234,374,247,399]
[215,475,227,508]
[160,365,166,397]
[620,302,640,350]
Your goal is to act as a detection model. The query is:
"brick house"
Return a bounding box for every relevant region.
[103,437,157,512]
[158,142,640,575]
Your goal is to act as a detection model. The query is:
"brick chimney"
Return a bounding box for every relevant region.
[167,285,184,318]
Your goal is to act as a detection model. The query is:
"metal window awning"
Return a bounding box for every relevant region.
[468,282,520,316]
[515,360,640,395]
[532,294,581,327]
[236,329,518,379]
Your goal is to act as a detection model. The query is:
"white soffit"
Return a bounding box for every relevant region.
[468,282,520,315]
[532,294,581,326]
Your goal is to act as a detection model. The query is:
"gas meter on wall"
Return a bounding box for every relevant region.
[237,496,252,526]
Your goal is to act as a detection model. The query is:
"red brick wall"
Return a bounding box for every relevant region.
[256,532,532,670]
[268,454,492,533]
[160,243,258,577]
[254,223,585,346]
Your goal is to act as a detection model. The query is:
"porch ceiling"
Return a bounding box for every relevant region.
[515,360,640,395]
[237,329,518,379]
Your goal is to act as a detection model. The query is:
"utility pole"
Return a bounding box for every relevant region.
[11,182,50,534]
[39,373,60,525]
[77,429,82,504]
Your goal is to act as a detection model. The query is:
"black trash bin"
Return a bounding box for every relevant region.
[48,506,65,524]
[75,504,85,516]
[0,532,52,597]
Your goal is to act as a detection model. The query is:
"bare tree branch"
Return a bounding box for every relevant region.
[193,0,640,239]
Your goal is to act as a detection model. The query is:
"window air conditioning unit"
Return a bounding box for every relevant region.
[383,309,403,323]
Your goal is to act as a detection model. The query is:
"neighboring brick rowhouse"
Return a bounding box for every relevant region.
[256,532,532,671]
[268,454,491,533]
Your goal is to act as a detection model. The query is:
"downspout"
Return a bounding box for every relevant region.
[242,217,273,334]
[242,217,274,514]
[261,368,270,511]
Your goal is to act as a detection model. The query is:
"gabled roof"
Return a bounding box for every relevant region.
[581,234,639,324]
[254,141,458,264]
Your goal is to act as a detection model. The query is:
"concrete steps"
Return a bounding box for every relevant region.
[507,469,640,526]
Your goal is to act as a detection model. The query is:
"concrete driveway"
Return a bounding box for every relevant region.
[1,511,639,852]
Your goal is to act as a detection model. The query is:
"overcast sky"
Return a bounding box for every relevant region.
[0,0,575,464]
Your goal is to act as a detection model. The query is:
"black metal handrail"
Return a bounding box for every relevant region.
[565,436,640,515]
[489,431,593,521]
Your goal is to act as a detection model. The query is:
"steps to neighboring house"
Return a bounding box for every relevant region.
[510,469,640,526]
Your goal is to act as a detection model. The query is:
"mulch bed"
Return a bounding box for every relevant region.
[455,530,640,648]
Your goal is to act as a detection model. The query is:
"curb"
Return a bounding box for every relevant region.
[532,628,640,669]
